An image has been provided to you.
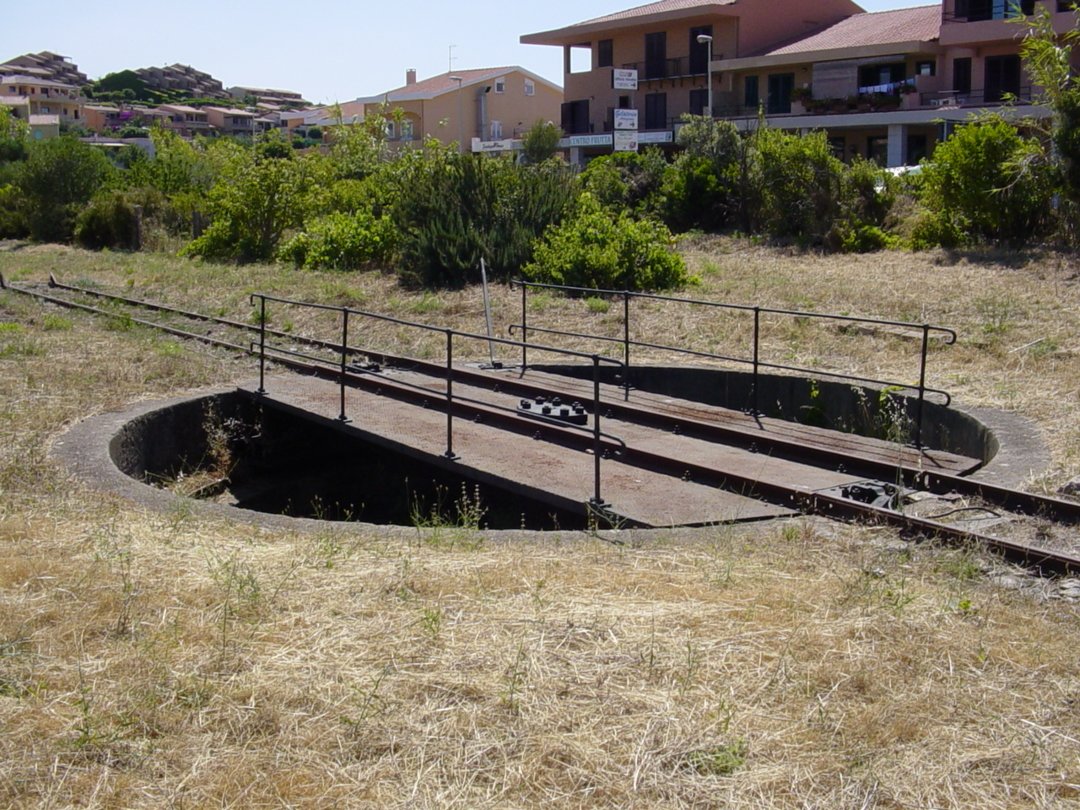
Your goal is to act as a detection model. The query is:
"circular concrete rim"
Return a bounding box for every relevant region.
[48,380,1052,537]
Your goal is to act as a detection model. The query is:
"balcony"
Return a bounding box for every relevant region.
[919,86,1034,106]
[619,57,708,82]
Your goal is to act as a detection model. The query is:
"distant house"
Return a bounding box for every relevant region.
[227,85,309,108]
[341,66,562,152]
[203,106,257,137]
[1,75,83,125]
[158,104,210,137]
[27,114,60,140]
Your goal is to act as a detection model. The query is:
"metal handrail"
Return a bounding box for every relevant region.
[249,292,627,506]
[509,279,958,448]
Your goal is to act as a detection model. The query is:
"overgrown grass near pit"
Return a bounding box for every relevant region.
[1,241,1079,807]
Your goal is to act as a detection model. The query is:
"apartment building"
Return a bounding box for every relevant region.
[227,86,309,108]
[343,66,562,152]
[0,51,87,86]
[157,104,211,137]
[1,75,83,124]
[203,106,256,137]
[135,64,228,99]
[522,0,1078,166]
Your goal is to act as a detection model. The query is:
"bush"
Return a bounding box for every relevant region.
[182,148,320,262]
[279,211,396,270]
[524,193,690,291]
[520,121,562,164]
[581,149,668,220]
[751,127,846,244]
[74,188,167,250]
[916,117,1053,246]
[17,136,118,242]
[0,184,27,238]
[392,145,576,287]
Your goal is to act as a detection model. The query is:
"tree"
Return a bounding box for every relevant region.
[0,106,29,163]
[916,117,1053,246]
[183,147,320,262]
[520,121,562,164]
[17,137,117,242]
[1017,5,1080,241]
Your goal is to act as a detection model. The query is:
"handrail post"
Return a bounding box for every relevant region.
[520,282,528,370]
[591,355,604,508]
[444,329,457,459]
[338,307,350,422]
[751,306,760,416]
[915,323,929,449]
[256,294,267,394]
[623,291,631,401]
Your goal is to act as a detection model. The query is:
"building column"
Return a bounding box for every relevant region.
[887,123,908,168]
[569,147,583,166]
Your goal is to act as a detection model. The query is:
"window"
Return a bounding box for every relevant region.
[401,119,413,140]
[494,78,505,94]
[689,88,709,116]
[645,32,667,80]
[984,54,1021,102]
[767,73,794,114]
[524,79,535,96]
[689,25,713,75]
[644,92,667,129]
[953,57,972,94]
[867,136,888,165]
[744,76,759,109]
[560,99,590,134]
[907,133,929,163]
[385,120,396,139]
[597,39,613,68]
[857,62,906,89]
[490,120,502,139]
[915,60,936,77]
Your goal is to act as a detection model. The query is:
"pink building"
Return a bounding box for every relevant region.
[523,0,1078,165]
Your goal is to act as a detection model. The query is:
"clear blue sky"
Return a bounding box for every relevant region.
[1,0,919,104]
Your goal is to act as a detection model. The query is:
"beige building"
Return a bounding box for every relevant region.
[204,106,257,137]
[1,75,83,125]
[158,104,211,137]
[343,66,562,152]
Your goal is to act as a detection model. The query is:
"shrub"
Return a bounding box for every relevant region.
[581,148,669,220]
[278,211,396,270]
[524,193,690,291]
[751,127,846,244]
[520,121,562,165]
[392,145,576,287]
[182,148,320,262]
[0,184,27,238]
[916,117,1053,246]
[17,136,118,242]
[74,188,167,250]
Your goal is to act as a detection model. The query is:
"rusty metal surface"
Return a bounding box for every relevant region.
[494,367,981,475]
[243,374,796,527]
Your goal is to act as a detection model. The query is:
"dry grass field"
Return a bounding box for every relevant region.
[1,240,1079,808]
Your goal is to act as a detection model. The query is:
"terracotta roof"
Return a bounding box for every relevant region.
[522,0,736,44]
[575,0,735,26]
[355,67,558,104]
[763,5,940,56]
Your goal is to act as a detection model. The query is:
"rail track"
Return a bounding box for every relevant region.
[4,272,1080,576]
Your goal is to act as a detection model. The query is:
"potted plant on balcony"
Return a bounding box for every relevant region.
[790,85,814,114]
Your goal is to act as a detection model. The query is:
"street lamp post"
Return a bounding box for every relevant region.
[449,74,464,153]
[696,34,714,118]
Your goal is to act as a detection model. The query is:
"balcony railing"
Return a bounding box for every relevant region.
[920,86,1034,106]
[619,57,708,82]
